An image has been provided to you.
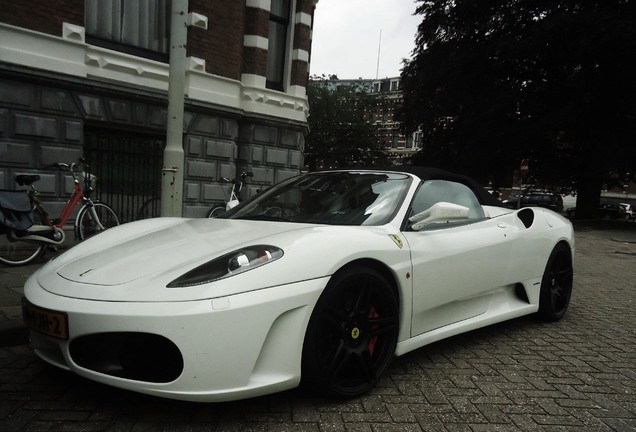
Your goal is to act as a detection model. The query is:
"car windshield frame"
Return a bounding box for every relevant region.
[219,171,413,226]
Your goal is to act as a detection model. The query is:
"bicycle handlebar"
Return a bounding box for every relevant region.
[45,159,88,173]
[44,159,95,187]
[219,172,254,184]
[43,162,69,170]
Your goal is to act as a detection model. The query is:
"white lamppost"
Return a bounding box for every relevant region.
[161,0,207,217]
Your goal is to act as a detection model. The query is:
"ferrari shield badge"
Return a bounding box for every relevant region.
[388,234,403,249]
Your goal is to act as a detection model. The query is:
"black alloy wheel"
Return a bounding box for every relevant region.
[538,243,573,322]
[302,266,399,398]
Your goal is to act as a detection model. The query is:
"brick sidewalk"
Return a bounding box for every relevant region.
[0,227,635,431]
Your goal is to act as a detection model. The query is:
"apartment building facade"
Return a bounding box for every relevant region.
[368,77,422,163]
[319,77,423,164]
[0,0,316,220]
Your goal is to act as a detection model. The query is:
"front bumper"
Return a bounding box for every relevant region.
[24,275,327,402]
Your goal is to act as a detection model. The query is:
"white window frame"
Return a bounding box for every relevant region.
[85,0,170,61]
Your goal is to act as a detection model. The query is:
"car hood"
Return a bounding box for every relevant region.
[36,218,314,301]
[34,218,407,302]
[56,218,307,286]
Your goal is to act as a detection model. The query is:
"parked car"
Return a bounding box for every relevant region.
[620,203,635,220]
[502,192,564,213]
[566,203,627,220]
[23,167,574,402]
[602,203,627,219]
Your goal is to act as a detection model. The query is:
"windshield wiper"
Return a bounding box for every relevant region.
[234,215,290,222]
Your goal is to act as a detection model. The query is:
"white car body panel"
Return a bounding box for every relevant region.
[405,216,516,335]
[41,219,412,303]
[22,168,575,402]
[25,276,326,402]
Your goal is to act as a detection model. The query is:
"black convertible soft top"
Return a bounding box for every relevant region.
[365,166,505,208]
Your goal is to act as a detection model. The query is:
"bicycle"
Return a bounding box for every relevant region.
[136,196,161,220]
[0,160,120,266]
[207,172,253,218]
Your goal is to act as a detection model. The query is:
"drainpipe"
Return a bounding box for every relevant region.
[161,0,188,217]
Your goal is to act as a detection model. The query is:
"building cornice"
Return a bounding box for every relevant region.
[0,22,308,123]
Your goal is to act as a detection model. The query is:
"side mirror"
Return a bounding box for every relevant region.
[409,202,470,230]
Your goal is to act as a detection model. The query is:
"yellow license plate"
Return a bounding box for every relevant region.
[22,299,69,340]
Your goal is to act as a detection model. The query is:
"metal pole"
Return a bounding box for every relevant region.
[161,0,188,217]
[375,29,382,80]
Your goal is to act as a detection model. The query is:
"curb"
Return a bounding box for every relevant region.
[0,319,28,347]
[611,237,636,244]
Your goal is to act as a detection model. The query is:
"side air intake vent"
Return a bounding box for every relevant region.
[517,208,534,228]
[515,283,530,303]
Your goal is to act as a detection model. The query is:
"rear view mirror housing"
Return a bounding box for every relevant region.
[409,202,470,231]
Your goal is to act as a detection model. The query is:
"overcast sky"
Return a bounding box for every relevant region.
[309,0,421,80]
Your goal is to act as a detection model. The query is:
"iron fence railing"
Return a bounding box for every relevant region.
[84,128,164,223]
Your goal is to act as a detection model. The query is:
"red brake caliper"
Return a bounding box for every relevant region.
[368,305,380,355]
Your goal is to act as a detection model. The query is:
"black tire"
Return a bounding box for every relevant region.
[538,243,573,322]
[0,210,46,266]
[302,266,399,398]
[76,202,120,241]
[207,206,225,218]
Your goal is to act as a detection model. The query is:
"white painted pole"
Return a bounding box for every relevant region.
[161,0,188,217]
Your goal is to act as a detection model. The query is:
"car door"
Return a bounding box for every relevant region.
[402,180,514,336]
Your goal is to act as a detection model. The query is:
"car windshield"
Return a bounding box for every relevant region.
[220,171,412,226]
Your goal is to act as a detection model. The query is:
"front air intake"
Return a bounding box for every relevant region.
[70,332,184,383]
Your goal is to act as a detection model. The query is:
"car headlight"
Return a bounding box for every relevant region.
[167,245,283,288]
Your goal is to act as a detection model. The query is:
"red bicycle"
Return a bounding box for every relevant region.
[0,160,120,266]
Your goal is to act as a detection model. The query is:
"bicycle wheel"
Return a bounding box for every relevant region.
[207,206,226,218]
[137,197,161,220]
[76,202,120,241]
[0,211,46,267]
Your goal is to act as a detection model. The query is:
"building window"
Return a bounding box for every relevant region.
[391,134,398,148]
[85,0,170,61]
[414,130,423,149]
[267,0,291,91]
[390,80,400,92]
[373,82,381,93]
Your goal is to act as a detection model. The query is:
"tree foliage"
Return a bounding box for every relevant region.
[401,0,636,218]
[305,76,388,171]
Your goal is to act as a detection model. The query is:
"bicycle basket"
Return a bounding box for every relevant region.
[0,190,34,231]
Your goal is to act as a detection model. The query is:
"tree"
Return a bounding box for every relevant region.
[305,76,388,171]
[401,0,636,218]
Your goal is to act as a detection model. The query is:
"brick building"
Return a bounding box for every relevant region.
[368,77,422,163]
[0,0,316,221]
[318,77,422,164]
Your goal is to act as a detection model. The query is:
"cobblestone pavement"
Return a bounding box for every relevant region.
[0,227,635,431]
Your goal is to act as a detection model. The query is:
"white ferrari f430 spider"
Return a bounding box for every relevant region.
[23,167,574,402]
